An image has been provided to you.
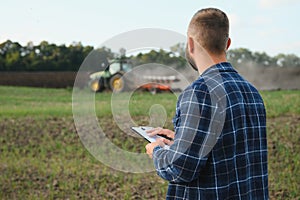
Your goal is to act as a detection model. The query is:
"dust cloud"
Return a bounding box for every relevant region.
[236,62,300,90]
[172,63,300,91]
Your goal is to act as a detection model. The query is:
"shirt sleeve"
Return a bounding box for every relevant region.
[152,86,214,183]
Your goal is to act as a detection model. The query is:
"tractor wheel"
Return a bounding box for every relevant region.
[149,87,158,95]
[89,79,104,92]
[109,74,125,92]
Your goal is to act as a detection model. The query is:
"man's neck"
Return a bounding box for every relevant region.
[197,53,227,75]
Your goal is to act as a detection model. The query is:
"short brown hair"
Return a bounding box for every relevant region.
[188,8,229,55]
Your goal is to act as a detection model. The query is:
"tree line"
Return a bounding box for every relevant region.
[0,40,299,71]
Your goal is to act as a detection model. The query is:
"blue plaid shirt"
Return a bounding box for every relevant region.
[152,62,268,199]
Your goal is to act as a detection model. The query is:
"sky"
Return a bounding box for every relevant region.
[1,0,300,56]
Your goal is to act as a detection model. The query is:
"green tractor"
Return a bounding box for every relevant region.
[88,58,133,92]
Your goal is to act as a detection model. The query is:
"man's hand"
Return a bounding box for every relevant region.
[145,138,165,158]
[146,127,175,146]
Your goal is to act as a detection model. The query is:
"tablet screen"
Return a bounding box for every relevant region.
[131,126,170,149]
[131,126,157,143]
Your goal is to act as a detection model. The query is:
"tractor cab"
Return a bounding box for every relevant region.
[108,60,132,75]
[89,58,133,92]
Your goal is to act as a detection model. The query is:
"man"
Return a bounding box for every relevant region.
[145,8,269,199]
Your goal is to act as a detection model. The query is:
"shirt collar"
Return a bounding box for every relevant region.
[201,62,237,76]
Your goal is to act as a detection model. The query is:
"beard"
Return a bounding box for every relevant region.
[185,45,198,71]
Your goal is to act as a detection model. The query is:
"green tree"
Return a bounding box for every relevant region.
[227,48,254,67]
[2,40,22,71]
[1,39,299,71]
[274,53,300,67]
[131,49,186,69]
[252,51,273,66]
[170,42,186,58]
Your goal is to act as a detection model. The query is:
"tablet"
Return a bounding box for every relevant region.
[131,126,157,143]
[131,126,170,149]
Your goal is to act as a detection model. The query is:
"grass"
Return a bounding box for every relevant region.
[0,86,73,117]
[261,90,300,118]
[0,86,178,118]
[0,86,300,199]
[1,86,299,118]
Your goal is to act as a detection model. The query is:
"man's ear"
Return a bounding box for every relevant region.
[226,38,231,50]
[188,36,195,54]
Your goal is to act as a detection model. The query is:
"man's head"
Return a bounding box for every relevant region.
[186,8,231,72]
